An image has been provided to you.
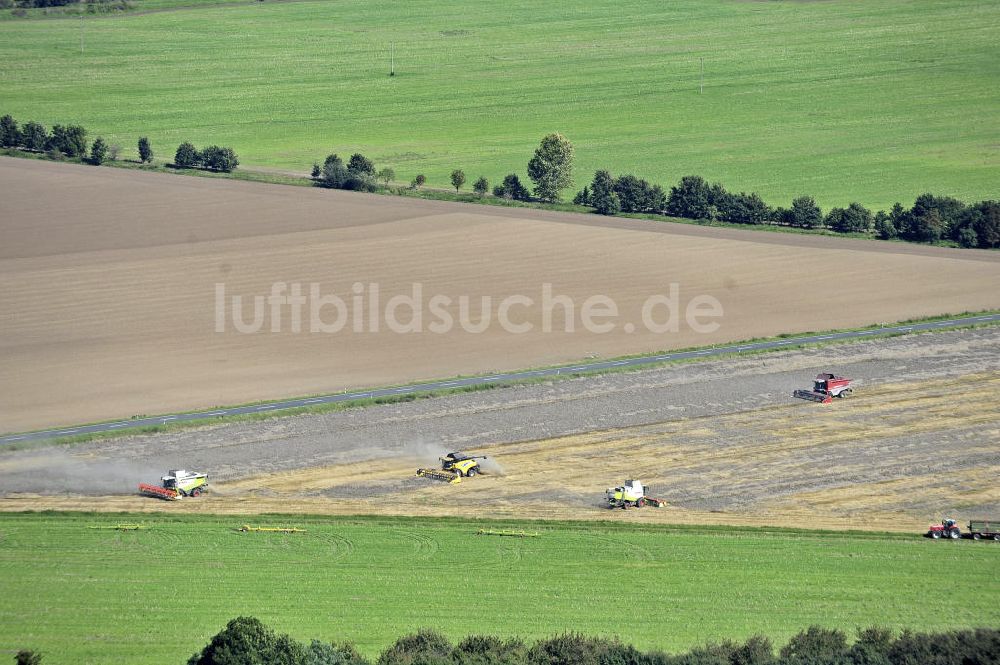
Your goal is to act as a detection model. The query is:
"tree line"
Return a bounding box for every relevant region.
[575,171,999,250]
[100,616,999,665]
[1,113,237,172]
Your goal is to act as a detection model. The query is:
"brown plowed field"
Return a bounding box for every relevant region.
[2,157,999,432]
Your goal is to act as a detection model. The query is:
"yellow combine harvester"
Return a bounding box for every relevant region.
[416,451,487,483]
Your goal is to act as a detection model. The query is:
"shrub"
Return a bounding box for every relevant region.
[789,196,823,229]
[572,185,590,206]
[667,175,716,220]
[0,114,20,148]
[873,210,896,240]
[200,145,239,172]
[614,174,656,213]
[452,635,527,665]
[951,200,1000,249]
[720,192,771,225]
[778,626,848,665]
[411,173,426,189]
[378,628,452,665]
[589,170,620,216]
[174,141,200,168]
[138,136,153,163]
[451,169,466,192]
[15,651,42,665]
[494,173,530,201]
[46,124,87,157]
[305,640,370,665]
[89,136,107,165]
[21,121,47,151]
[187,616,307,665]
[473,176,489,196]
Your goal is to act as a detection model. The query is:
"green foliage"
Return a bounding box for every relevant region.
[174,141,199,168]
[493,173,530,201]
[137,136,153,163]
[589,170,620,215]
[951,200,1000,248]
[526,133,574,202]
[377,167,395,187]
[319,154,348,188]
[89,136,107,165]
[20,120,46,150]
[347,153,376,191]
[14,651,42,665]
[411,173,426,189]
[572,185,590,206]
[873,211,896,240]
[452,635,527,665]
[473,175,489,196]
[377,629,452,665]
[789,196,823,229]
[305,641,370,665]
[614,173,661,213]
[200,145,239,172]
[46,123,87,157]
[451,168,466,192]
[778,626,848,665]
[187,616,307,665]
[826,202,872,233]
[667,175,714,220]
[0,114,20,147]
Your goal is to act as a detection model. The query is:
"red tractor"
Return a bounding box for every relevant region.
[927,518,962,540]
[793,373,853,403]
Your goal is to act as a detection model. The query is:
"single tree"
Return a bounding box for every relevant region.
[377,167,395,188]
[21,121,48,151]
[589,170,620,216]
[320,154,348,189]
[667,175,714,220]
[89,136,108,165]
[0,114,21,148]
[188,616,306,665]
[497,173,529,201]
[790,195,822,228]
[137,136,153,163]
[310,163,321,179]
[345,153,376,191]
[174,142,200,168]
[412,173,426,189]
[450,169,466,193]
[473,176,489,196]
[527,132,574,202]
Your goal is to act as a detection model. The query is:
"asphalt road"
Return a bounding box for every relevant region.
[2,313,997,445]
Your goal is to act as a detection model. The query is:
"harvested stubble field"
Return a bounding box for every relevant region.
[2,158,999,432]
[1,0,998,208]
[3,326,998,532]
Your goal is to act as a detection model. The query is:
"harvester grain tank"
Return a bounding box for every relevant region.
[416,451,487,483]
[793,373,853,403]
[606,480,666,509]
[138,469,208,500]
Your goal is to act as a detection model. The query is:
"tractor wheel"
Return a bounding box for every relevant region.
[191,488,201,497]
[994,534,1000,541]
[453,469,464,478]
[467,467,478,477]
[973,533,981,541]
[931,531,941,539]
[636,498,646,508]
[949,529,961,539]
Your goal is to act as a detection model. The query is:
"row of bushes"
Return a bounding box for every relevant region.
[174,142,239,172]
[157,617,1000,665]
[574,171,999,249]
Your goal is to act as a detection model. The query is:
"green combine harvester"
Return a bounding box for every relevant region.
[138,470,208,500]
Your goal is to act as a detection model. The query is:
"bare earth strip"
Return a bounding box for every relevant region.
[2,327,997,532]
[2,157,999,432]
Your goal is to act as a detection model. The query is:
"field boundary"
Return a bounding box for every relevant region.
[2,311,997,446]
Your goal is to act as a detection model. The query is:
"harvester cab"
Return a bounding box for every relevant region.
[793,373,853,403]
[416,451,487,483]
[927,517,962,540]
[605,480,665,509]
[139,469,208,500]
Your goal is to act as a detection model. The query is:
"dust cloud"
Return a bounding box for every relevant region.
[0,449,163,495]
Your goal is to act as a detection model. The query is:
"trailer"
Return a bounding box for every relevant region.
[967,520,1000,541]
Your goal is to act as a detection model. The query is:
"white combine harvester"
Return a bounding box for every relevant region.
[605,479,666,509]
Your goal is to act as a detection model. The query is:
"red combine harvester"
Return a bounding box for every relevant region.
[793,373,853,403]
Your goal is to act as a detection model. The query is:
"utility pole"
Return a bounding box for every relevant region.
[390,41,395,76]
[700,57,704,94]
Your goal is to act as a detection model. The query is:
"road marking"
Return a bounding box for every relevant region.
[610,360,629,366]
[254,405,272,411]
[302,398,324,404]
[206,411,227,416]
[109,423,128,429]
[162,416,177,421]
[7,435,25,441]
[695,350,711,355]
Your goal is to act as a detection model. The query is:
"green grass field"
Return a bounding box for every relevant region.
[0,513,997,664]
[1,0,998,210]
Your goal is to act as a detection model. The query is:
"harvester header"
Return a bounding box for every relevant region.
[139,469,208,500]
